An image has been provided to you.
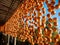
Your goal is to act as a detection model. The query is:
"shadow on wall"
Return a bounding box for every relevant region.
[0,0,24,26]
[0,32,31,45]
[0,32,7,45]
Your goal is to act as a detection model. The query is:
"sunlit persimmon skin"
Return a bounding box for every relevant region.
[0,0,60,45]
[48,8,53,12]
[43,37,47,42]
[48,18,53,23]
[34,11,36,16]
[56,34,60,40]
[52,27,57,32]
[48,23,53,28]
[53,18,57,22]
[44,42,49,45]
[51,11,56,15]
[38,11,43,17]
[45,0,49,5]
[47,14,51,18]
[47,38,52,42]
[48,5,55,11]
[58,0,60,8]
[42,16,46,23]
[51,1,55,5]
[46,33,52,38]
[47,3,52,8]
[55,5,59,9]
[36,5,40,11]
[16,0,60,44]
[58,12,60,16]
[38,42,44,45]
[42,16,46,20]
[53,38,59,43]
[44,29,48,37]
[54,22,58,26]
[42,8,46,14]
[54,43,59,45]
[42,19,46,24]
[0,26,5,33]
[42,8,45,11]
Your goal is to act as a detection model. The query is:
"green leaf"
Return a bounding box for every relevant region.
[52,31,58,39]
[49,42,54,45]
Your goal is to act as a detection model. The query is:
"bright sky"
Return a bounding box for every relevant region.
[43,0,60,29]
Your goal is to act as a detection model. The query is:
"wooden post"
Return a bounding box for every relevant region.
[14,37,16,45]
[7,35,10,45]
